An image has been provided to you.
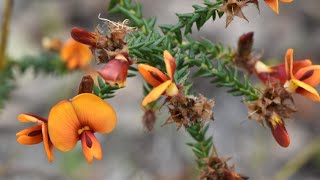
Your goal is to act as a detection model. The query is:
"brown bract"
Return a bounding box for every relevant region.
[142,108,157,132]
[247,81,296,126]
[78,75,94,94]
[163,94,215,130]
[219,0,259,27]
[246,81,296,147]
[200,155,248,180]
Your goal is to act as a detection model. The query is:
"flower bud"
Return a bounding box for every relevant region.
[71,27,98,47]
[78,75,94,94]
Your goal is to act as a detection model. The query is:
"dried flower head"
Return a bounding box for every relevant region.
[142,108,157,132]
[163,94,215,130]
[219,0,259,27]
[71,15,136,64]
[247,81,296,147]
[98,14,137,43]
[200,155,248,180]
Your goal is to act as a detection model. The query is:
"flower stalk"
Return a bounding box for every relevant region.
[0,0,13,70]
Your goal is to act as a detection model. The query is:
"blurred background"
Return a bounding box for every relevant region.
[1,0,320,179]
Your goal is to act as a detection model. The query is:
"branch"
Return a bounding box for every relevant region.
[0,0,13,70]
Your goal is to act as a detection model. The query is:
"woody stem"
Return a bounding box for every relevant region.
[0,0,13,70]
[273,136,320,180]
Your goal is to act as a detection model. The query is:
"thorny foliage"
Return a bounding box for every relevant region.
[2,0,304,179]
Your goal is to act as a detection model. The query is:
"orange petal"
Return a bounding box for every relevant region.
[296,88,320,102]
[42,123,54,162]
[294,65,320,87]
[67,57,79,70]
[285,49,294,80]
[142,80,172,106]
[138,64,169,87]
[60,39,92,70]
[164,50,176,80]
[71,93,117,134]
[264,0,279,14]
[292,79,319,98]
[81,131,102,164]
[280,0,293,2]
[18,114,47,123]
[48,100,81,152]
[16,125,43,145]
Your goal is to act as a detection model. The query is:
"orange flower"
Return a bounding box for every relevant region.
[257,59,312,84]
[60,39,92,70]
[138,50,179,106]
[268,112,290,147]
[48,93,116,163]
[283,49,320,101]
[16,114,54,162]
[264,0,293,14]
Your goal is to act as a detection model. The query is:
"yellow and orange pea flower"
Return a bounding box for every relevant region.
[16,114,54,162]
[256,49,320,102]
[48,93,116,163]
[60,38,92,70]
[264,0,293,14]
[138,50,179,106]
[71,27,131,88]
[283,49,320,101]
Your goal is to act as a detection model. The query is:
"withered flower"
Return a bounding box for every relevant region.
[71,16,135,64]
[247,81,296,147]
[200,155,248,180]
[71,17,136,87]
[142,108,157,132]
[219,0,259,27]
[164,94,215,130]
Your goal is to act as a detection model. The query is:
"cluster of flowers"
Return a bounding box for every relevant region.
[16,0,302,167]
[17,16,215,163]
[235,32,320,147]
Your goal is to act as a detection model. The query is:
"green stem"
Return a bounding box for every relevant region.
[273,136,320,180]
[0,0,13,70]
